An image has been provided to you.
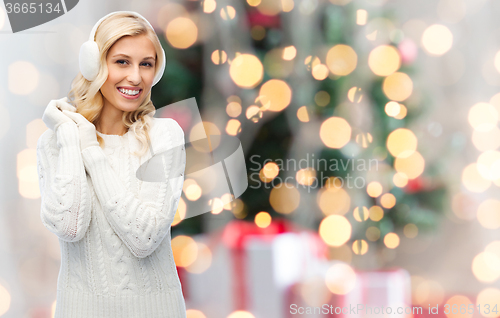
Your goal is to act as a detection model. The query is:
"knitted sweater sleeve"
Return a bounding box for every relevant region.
[81,118,186,259]
[36,122,92,242]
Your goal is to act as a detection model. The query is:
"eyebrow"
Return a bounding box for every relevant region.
[112,54,156,61]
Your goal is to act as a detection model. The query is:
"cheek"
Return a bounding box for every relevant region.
[100,82,118,102]
[106,68,121,84]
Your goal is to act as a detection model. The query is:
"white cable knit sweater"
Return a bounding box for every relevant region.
[36,117,187,318]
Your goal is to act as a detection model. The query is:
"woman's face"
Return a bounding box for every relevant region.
[100,34,157,113]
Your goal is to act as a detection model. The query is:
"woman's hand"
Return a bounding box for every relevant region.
[57,97,77,112]
[62,110,99,150]
[42,97,77,132]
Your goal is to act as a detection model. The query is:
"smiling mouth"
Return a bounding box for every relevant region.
[117,87,142,96]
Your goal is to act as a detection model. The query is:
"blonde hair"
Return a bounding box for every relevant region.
[68,12,164,156]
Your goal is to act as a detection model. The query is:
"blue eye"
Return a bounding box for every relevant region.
[116,60,153,67]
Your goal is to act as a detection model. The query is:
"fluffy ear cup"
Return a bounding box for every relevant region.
[79,11,166,86]
[79,40,101,82]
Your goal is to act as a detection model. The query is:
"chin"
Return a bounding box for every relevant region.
[117,103,142,113]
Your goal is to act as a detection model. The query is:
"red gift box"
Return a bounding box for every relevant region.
[181,219,329,318]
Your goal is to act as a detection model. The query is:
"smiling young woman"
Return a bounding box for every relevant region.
[36,11,187,318]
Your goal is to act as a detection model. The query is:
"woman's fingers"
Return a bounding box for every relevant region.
[56,97,77,112]
[62,110,89,126]
[62,110,81,123]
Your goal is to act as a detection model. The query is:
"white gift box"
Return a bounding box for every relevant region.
[342,269,412,318]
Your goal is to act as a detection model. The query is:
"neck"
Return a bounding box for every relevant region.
[96,101,127,136]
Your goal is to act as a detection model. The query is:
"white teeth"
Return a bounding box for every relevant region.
[118,88,140,96]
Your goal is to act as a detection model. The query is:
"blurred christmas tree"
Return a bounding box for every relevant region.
[149,0,447,260]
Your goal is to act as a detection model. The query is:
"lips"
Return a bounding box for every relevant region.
[117,87,142,100]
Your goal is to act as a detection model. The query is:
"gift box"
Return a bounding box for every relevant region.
[181,219,328,318]
[342,269,412,318]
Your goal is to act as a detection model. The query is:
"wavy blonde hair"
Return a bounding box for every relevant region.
[68,12,164,156]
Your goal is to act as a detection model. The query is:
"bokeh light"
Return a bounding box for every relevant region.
[476,288,500,318]
[255,211,272,228]
[472,127,500,151]
[394,104,408,119]
[394,151,425,179]
[347,87,363,103]
[318,187,351,215]
[386,128,417,158]
[382,72,413,101]
[297,106,309,122]
[462,163,491,193]
[187,309,207,318]
[477,199,500,229]
[0,283,10,316]
[17,149,39,199]
[367,181,383,197]
[444,295,473,318]
[172,198,187,226]
[352,240,369,255]
[385,101,401,117]
[326,44,358,76]
[319,117,352,148]
[315,91,331,106]
[269,183,300,214]
[299,276,332,307]
[393,172,409,188]
[185,242,212,274]
[366,227,381,241]
[384,232,400,249]
[413,279,445,306]
[246,105,263,122]
[353,206,369,222]
[258,79,292,111]
[356,9,368,25]
[421,24,453,56]
[166,17,198,49]
[8,61,39,95]
[230,54,264,88]
[380,193,396,209]
[296,168,316,186]
[226,102,241,117]
[476,150,500,180]
[468,102,498,132]
[404,223,418,238]
[369,206,384,221]
[227,311,255,318]
[319,215,352,246]
[172,235,198,267]
[283,46,297,60]
[325,263,356,294]
[203,0,217,13]
[220,6,236,20]
[368,45,401,76]
[312,64,329,80]
[263,162,280,179]
[212,50,228,65]
[226,119,241,136]
[472,252,500,283]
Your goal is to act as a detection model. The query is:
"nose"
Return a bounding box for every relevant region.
[127,64,142,86]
